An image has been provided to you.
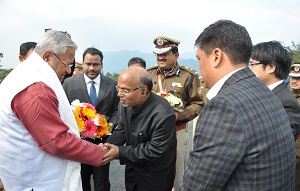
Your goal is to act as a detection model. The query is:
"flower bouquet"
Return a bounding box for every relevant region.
[71,99,111,139]
[156,92,184,112]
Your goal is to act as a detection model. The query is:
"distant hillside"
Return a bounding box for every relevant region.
[102,50,201,75]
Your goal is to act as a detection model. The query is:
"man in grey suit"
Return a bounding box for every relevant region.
[180,20,295,190]
[250,41,300,140]
[63,47,119,191]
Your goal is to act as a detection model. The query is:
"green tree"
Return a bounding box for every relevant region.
[0,52,3,68]
[105,72,119,81]
[0,68,13,81]
[290,41,300,63]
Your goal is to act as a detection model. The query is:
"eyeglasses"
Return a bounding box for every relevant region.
[115,86,142,94]
[53,53,73,69]
[248,62,263,68]
[154,52,174,57]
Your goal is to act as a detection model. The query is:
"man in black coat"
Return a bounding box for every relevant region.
[250,40,300,140]
[102,67,177,191]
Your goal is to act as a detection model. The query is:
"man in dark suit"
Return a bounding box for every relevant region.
[101,67,177,191]
[180,20,295,190]
[63,47,119,191]
[250,41,300,140]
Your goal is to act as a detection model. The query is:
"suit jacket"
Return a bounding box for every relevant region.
[272,82,300,140]
[180,68,295,191]
[63,73,119,140]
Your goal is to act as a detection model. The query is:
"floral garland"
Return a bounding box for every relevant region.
[71,99,110,139]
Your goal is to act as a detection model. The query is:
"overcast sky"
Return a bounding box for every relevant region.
[0,0,299,69]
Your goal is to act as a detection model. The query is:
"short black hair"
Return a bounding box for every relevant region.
[83,47,104,62]
[195,20,252,65]
[251,41,292,79]
[20,42,37,56]
[128,57,146,69]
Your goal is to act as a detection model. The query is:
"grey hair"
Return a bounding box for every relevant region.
[136,68,153,93]
[34,30,77,56]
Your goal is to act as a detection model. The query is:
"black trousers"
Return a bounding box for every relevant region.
[81,163,110,191]
[81,136,111,191]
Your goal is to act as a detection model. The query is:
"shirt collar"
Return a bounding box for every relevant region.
[206,68,245,100]
[268,80,283,91]
[84,73,101,85]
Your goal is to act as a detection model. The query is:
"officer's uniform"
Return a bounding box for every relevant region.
[147,35,204,191]
[290,63,300,191]
[192,77,209,138]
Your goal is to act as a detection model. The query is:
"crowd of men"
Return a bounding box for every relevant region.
[0,19,300,191]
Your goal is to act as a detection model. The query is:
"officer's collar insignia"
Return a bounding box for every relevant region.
[175,69,180,76]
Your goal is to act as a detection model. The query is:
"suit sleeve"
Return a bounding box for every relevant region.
[11,82,103,167]
[181,98,246,190]
[281,98,300,139]
[106,103,126,146]
[108,80,120,129]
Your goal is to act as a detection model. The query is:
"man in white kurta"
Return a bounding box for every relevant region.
[0,30,105,190]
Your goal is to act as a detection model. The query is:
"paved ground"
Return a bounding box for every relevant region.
[93,121,195,191]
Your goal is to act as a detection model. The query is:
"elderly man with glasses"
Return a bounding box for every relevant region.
[0,30,107,190]
[102,66,177,191]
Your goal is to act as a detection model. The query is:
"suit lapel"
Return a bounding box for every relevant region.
[96,75,108,105]
[272,82,285,95]
[78,74,91,103]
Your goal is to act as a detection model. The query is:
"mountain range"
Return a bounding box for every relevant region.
[101,50,201,75]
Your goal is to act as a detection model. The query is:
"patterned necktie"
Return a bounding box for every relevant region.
[90,81,97,106]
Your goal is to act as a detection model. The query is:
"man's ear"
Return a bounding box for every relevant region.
[268,64,276,74]
[211,48,222,68]
[42,50,52,62]
[19,55,25,62]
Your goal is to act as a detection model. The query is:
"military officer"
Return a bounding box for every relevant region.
[290,62,300,191]
[192,77,209,138]
[147,35,204,191]
[290,63,300,103]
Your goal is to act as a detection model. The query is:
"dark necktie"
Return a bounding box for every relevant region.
[90,81,97,106]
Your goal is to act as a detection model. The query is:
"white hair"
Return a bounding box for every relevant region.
[34,30,77,56]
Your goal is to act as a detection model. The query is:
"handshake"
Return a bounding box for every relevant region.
[99,143,118,166]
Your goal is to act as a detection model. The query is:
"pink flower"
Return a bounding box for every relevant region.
[82,120,97,137]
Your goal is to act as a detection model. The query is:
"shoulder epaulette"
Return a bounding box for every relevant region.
[180,66,198,76]
[146,65,159,71]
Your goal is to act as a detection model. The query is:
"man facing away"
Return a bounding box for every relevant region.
[127,57,146,69]
[102,67,177,191]
[147,35,204,191]
[249,41,300,140]
[180,20,295,190]
[63,47,119,191]
[0,30,107,190]
[19,41,37,62]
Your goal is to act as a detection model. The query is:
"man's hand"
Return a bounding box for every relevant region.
[99,143,109,156]
[100,143,119,166]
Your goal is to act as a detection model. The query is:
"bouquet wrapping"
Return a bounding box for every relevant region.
[156,92,184,112]
[71,99,110,139]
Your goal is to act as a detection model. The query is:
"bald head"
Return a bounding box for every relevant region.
[119,67,153,92]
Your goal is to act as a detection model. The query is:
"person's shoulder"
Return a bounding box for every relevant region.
[146,65,159,71]
[64,74,80,83]
[179,65,199,76]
